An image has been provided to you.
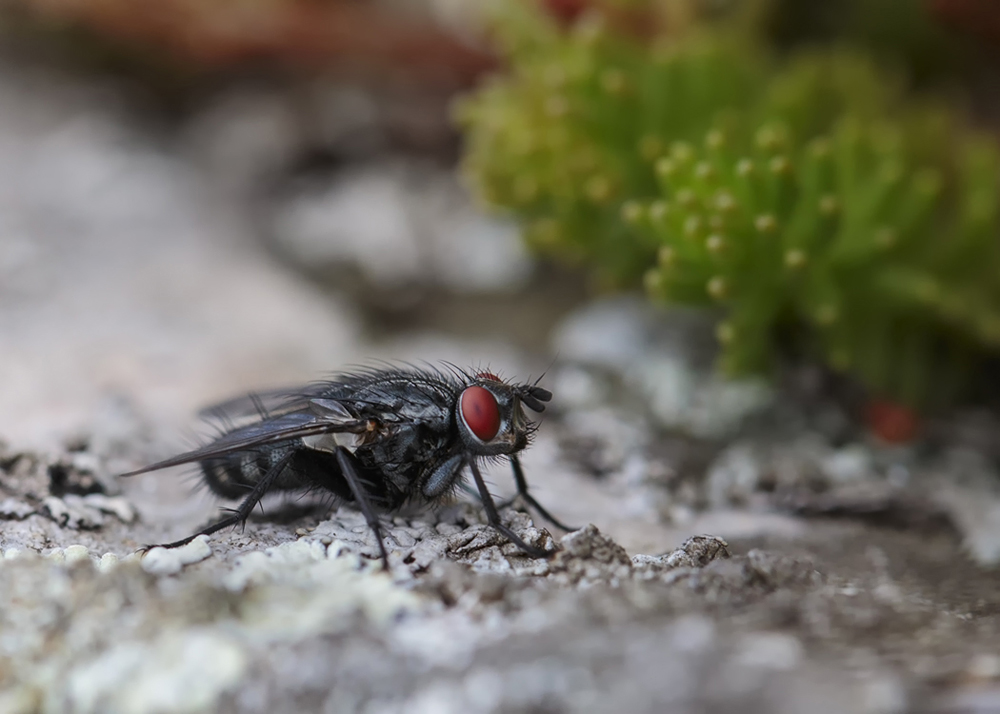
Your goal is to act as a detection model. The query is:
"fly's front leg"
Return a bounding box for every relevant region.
[468,460,549,558]
[506,454,577,532]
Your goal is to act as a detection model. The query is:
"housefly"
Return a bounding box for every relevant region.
[124,365,571,567]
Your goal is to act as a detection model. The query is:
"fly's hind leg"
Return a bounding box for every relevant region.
[140,451,294,552]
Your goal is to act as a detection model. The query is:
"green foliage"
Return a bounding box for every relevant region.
[456,0,1000,407]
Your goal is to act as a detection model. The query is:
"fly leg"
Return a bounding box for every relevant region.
[141,451,294,551]
[457,459,576,532]
[468,460,549,558]
[334,447,391,570]
[505,454,578,532]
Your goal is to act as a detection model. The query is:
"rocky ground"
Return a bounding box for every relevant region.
[3,54,1000,714]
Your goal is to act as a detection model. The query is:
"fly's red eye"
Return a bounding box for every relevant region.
[475,371,502,383]
[460,386,501,442]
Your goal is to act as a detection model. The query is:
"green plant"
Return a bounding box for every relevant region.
[457,0,1000,408]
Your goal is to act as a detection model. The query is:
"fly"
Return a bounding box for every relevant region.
[123,365,572,568]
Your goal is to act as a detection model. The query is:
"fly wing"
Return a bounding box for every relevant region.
[122,400,368,476]
[197,384,329,422]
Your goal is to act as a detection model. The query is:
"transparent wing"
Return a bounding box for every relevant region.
[122,400,368,476]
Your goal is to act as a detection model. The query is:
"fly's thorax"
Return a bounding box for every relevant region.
[455,373,549,456]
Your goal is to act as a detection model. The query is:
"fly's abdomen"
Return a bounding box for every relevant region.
[199,442,367,504]
[200,443,299,499]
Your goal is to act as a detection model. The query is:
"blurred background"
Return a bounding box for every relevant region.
[5,0,1000,710]
[0,0,532,447]
[3,0,1000,537]
[2,0,1000,539]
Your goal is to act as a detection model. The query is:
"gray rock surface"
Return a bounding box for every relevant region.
[2,56,1000,714]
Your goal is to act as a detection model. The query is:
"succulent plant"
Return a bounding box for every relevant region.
[460,4,767,280]
[457,0,1000,408]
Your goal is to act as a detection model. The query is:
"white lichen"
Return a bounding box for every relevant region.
[227,540,427,640]
[140,536,212,576]
[64,629,248,714]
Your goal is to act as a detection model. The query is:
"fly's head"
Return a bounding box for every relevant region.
[455,371,552,457]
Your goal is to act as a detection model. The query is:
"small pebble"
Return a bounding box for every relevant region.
[45,549,65,564]
[98,553,119,573]
[176,536,212,564]
[64,545,90,563]
[141,548,182,575]
[141,536,212,575]
[3,548,22,560]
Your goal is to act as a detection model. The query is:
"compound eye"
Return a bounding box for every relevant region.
[460,386,501,442]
